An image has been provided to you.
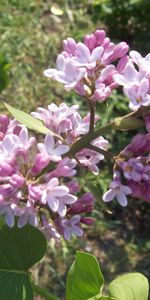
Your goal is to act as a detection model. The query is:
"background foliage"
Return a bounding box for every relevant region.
[0,0,150,299]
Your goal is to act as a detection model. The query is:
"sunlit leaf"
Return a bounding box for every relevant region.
[66,251,104,300]
[4,102,62,139]
[109,273,149,300]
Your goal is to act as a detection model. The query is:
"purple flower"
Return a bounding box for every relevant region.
[44,54,86,90]
[61,215,83,240]
[38,134,69,162]
[41,178,77,217]
[0,199,17,227]
[18,203,38,228]
[103,172,132,206]
[72,42,104,69]
[119,158,143,182]
[114,61,150,110]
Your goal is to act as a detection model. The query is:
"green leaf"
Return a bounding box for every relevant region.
[112,117,144,131]
[0,223,47,300]
[66,251,104,300]
[88,296,117,300]
[4,102,62,139]
[109,273,149,300]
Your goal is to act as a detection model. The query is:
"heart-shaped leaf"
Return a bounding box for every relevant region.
[66,251,104,300]
[0,224,47,300]
[109,273,149,300]
[4,102,62,139]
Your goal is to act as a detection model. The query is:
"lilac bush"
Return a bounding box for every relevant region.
[1,29,150,244]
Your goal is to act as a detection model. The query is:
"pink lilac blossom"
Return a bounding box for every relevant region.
[61,215,83,240]
[0,101,103,240]
[103,171,132,207]
[114,52,150,110]
[44,29,129,102]
[103,115,150,204]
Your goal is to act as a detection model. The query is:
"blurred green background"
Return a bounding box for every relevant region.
[0,0,150,299]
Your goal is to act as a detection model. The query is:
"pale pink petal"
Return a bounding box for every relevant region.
[45,135,55,152]
[18,213,28,228]
[56,54,66,71]
[64,227,72,240]
[72,225,83,237]
[47,195,59,212]
[91,46,104,61]
[44,68,57,78]
[76,42,90,62]
[103,189,116,202]
[129,51,142,64]
[116,191,128,207]
[52,186,69,197]
[70,215,81,225]
[19,128,28,144]
[121,185,132,195]
[54,145,69,156]
[138,78,149,97]
[62,194,77,204]
[57,202,67,217]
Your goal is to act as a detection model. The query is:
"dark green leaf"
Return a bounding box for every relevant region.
[0,224,47,300]
[66,251,104,300]
[4,102,62,139]
[109,273,149,300]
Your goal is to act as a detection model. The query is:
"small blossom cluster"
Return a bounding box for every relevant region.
[114,51,150,111]
[44,29,129,102]
[0,103,108,240]
[103,115,150,206]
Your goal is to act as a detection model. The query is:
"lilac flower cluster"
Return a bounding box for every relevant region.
[0,103,108,240]
[44,29,129,102]
[103,115,150,205]
[2,29,150,240]
[114,51,150,110]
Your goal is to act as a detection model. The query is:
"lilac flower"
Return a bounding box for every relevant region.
[103,172,132,206]
[130,50,150,74]
[63,37,77,56]
[41,215,60,240]
[119,158,144,182]
[61,215,83,240]
[114,61,150,110]
[76,149,104,175]
[44,54,86,90]
[72,42,104,69]
[14,127,35,153]
[0,199,17,227]
[18,203,38,228]
[45,158,77,180]
[41,178,77,217]
[38,134,69,162]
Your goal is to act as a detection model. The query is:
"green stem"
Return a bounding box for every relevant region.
[89,101,95,133]
[32,282,60,300]
[68,110,142,157]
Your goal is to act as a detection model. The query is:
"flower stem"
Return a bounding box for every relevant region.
[32,282,60,300]
[68,110,143,157]
[89,101,95,133]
